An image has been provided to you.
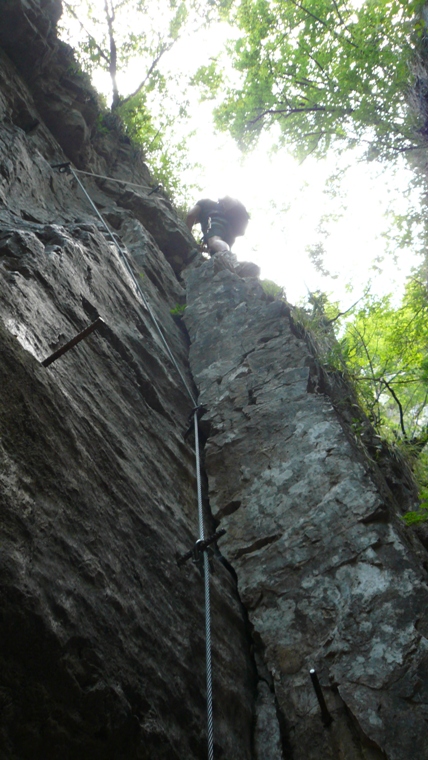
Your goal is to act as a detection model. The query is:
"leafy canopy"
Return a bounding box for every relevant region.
[118,91,201,204]
[338,276,428,442]
[60,0,211,203]
[61,0,196,108]
[205,0,427,160]
[296,275,428,521]
[299,273,428,451]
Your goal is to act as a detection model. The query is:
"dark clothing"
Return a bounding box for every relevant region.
[196,198,236,247]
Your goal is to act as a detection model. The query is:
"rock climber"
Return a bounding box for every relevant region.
[186,196,250,255]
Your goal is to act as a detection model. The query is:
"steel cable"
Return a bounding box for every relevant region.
[70,166,214,760]
[194,411,214,759]
[204,550,214,760]
[74,167,155,193]
[70,167,197,406]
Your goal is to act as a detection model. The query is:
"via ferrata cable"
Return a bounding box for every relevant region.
[69,165,196,406]
[194,411,214,760]
[65,163,215,760]
[74,167,161,195]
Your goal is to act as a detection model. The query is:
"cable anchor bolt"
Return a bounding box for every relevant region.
[176,529,226,575]
[309,669,333,727]
[51,162,71,174]
[183,405,207,440]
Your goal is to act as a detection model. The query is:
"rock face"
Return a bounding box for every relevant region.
[0,4,254,758]
[184,260,428,759]
[0,2,428,759]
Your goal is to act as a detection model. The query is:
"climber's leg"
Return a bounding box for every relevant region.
[207,235,230,255]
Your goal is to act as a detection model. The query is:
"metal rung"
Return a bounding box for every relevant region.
[42,317,105,367]
[309,669,333,727]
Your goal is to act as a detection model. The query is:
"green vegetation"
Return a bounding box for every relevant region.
[170,303,187,316]
[339,278,428,442]
[403,495,428,524]
[60,1,428,521]
[261,278,286,300]
[59,0,208,203]
[117,92,200,203]
[203,0,427,161]
[296,274,428,523]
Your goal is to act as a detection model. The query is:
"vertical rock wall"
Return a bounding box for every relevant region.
[0,3,255,757]
[184,260,428,760]
[1,2,428,759]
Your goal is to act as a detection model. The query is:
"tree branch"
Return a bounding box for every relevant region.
[62,1,110,64]
[381,378,407,438]
[350,325,380,399]
[287,0,359,49]
[331,0,346,27]
[247,103,354,126]
[104,0,120,108]
[119,41,175,107]
[327,291,369,325]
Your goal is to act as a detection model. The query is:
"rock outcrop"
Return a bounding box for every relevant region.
[185,261,428,759]
[0,2,428,759]
[0,3,254,758]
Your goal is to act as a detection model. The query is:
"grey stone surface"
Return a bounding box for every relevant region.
[1,2,428,759]
[184,258,428,760]
[0,0,197,276]
[254,680,284,760]
[0,6,255,757]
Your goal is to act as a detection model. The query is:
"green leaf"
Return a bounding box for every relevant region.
[210,0,427,160]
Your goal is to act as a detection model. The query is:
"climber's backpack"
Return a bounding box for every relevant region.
[217,198,250,238]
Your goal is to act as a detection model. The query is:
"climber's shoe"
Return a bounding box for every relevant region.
[211,251,237,274]
[235,261,261,279]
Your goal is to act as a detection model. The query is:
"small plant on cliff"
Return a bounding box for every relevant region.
[292,291,345,363]
[402,444,428,524]
[294,277,428,522]
[403,494,428,525]
[170,303,186,317]
[261,279,286,301]
[116,91,200,203]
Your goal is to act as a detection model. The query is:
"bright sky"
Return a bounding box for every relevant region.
[60,5,426,310]
[182,114,423,308]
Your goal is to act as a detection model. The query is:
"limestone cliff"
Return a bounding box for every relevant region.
[0,2,427,759]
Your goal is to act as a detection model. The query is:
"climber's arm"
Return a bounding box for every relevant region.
[186,204,201,230]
